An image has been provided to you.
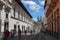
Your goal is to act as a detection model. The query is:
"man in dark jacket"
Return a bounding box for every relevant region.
[30,30,32,35]
[25,30,27,35]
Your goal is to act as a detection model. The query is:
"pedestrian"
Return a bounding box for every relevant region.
[10,30,15,40]
[18,29,21,39]
[2,32,5,40]
[25,30,27,35]
[30,30,32,35]
[4,29,10,40]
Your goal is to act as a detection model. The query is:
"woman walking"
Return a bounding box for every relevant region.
[3,29,10,40]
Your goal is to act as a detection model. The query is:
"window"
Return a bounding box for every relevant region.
[14,24,16,33]
[14,8,15,17]
[14,25,16,30]
[6,14,8,18]
[18,14,20,19]
[18,11,20,19]
[18,25,20,29]
[14,24,16,30]
[57,8,59,16]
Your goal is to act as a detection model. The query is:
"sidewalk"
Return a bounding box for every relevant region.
[42,33,58,40]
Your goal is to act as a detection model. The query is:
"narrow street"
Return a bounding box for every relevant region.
[0,0,60,40]
[0,32,58,40]
[12,32,58,40]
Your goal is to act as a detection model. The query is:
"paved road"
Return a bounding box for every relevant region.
[13,33,47,40]
[31,33,47,40]
[14,34,36,40]
[0,32,58,40]
[0,33,47,40]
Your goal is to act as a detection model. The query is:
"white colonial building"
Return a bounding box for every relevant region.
[0,0,33,36]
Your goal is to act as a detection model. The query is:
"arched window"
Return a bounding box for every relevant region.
[18,25,20,29]
[6,14,8,18]
[14,8,15,17]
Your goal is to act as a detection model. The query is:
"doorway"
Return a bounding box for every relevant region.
[14,24,16,34]
[4,22,9,30]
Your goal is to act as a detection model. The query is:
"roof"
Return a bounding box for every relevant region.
[15,0,32,18]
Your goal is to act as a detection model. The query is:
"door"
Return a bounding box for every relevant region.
[4,22,9,30]
[14,24,16,34]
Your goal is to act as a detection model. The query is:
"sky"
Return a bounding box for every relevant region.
[21,0,45,21]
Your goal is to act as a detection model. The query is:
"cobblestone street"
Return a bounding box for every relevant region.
[0,32,58,40]
[14,33,58,40]
[11,33,47,40]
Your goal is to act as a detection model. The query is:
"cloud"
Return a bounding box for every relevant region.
[21,1,36,5]
[21,1,41,12]
[33,18,37,21]
[39,1,45,5]
[29,4,40,12]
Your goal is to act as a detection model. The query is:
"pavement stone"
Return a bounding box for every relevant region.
[14,34,36,40]
[31,33,47,40]
[13,33,46,40]
[42,33,58,40]
[1,33,58,40]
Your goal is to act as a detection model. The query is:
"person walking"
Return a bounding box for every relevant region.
[30,30,32,35]
[2,32,5,40]
[18,29,21,39]
[25,30,27,35]
[10,30,15,40]
[4,29,10,40]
